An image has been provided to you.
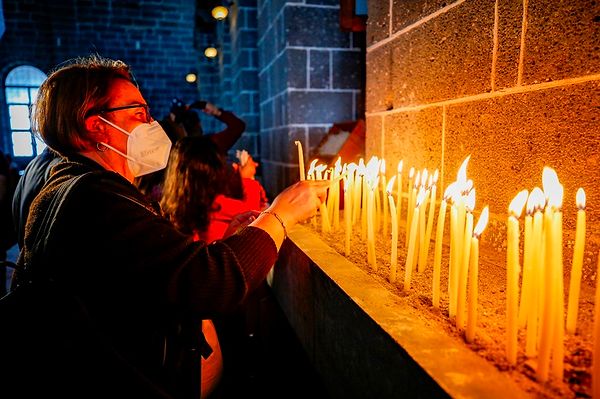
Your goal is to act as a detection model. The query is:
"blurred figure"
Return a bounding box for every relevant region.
[136,98,246,202]
[0,150,18,260]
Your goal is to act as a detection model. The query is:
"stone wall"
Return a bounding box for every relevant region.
[0,0,199,154]
[366,0,600,268]
[258,0,365,197]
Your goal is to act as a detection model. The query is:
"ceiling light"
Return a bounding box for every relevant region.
[204,47,218,58]
[211,6,228,20]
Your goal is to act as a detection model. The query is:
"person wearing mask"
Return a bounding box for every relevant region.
[7,54,329,398]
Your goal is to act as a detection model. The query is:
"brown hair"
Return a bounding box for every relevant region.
[160,136,227,235]
[33,54,134,156]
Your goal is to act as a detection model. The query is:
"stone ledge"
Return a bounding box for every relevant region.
[270,224,530,398]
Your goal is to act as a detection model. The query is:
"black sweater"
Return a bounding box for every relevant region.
[20,154,277,396]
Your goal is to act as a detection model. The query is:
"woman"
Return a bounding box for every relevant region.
[11,55,329,398]
[161,136,267,244]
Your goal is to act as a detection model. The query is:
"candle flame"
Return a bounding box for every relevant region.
[397,159,403,173]
[465,188,476,212]
[463,179,473,194]
[421,169,429,188]
[542,166,560,199]
[548,183,564,210]
[509,189,529,218]
[409,166,415,179]
[456,155,471,184]
[414,171,421,189]
[386,175,396,196]
[529,187,545,212]
[380,159,386,174]
[525,191,535,216]
[576,188,586,210]
[416,188,427,207]
[443,182,457,201]
[307,159,318,175]
[432,169,439,184]
[334,157,342,172]
[474,206,489,237]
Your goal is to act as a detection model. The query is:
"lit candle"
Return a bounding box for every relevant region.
[387,176,398,283]
[396,160,404,232]
[294,140,305,181]
[367,181,377,271]
[332,158,342,230]
[432,183,455,308]
[343,176,352,256]
[466,206,489,343]
[537,167,562,382]
[567,188,586,334]
[592,250,600,399]
[507,189,528,365]
[551,183,564,381]
[457,189,475,330]
[526,187,545,358]
[519,193,535,329]
[417,171,430,272]
[404,189,425,291]
[406,167,416,245]
[420,170,439,273]
[381,160,388,236]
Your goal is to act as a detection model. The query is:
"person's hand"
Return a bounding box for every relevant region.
[239,156,258,179]
[203,102,222,117]
[223,210,261,238]
[268,180,331,228]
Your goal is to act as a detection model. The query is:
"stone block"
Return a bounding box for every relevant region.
[285,6,351,48]
[309,50,330,89]
[288,49,308,89]
[444,81,600,228]
[379,107,444,175]
[366,44,393,112]
[391,1,494,108]
[523,0,600,84]
[260,100,274,129]
[288,91,354,124]
[494,0,522,89]
[332,50,363,90]
[240,69,259,91]
[244,8,257,29]
[390,0,449,34]
[366,0,390,46]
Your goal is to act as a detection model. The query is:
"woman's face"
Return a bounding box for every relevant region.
[100,79,151,154]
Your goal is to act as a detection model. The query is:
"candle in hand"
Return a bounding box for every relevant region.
[567,188,586,334]
[466,206,489,343]
[507,189,528,365]
[294,140,305,181]
[387,176,398,283]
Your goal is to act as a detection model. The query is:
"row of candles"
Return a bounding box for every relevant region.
[295,141,596,388]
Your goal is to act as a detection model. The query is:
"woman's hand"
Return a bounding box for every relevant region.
[268,180,331,228]
[223,210,261,238]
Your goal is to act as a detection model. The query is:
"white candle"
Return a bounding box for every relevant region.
[433,183,455,309]
[406,167,416,246]
[567,188,586,334]
[396,160,403,233]
[507,189,528,365]
[466,206,489,343]
[526,187,545,358]
[457,189,475,331]
[405,190,425,291]
[381,160,388,236]
[592,249,600,398]
[294,140,305,181]
[387,176,398,283]
[344,178,352,256]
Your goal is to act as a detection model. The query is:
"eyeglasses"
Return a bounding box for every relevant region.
[88,103,152,123]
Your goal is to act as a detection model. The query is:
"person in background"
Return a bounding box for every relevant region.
[8,54,330,398]
[0,151,18,258]
[136,98,246,202]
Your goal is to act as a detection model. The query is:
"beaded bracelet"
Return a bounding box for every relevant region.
[261,210,288,239]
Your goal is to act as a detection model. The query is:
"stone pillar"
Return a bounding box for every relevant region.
[258,0,365,197]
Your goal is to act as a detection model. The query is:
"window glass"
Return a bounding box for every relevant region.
[4,65,47,160]
[11,132,33,157]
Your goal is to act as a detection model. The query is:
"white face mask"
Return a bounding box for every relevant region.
[98,116,172,177]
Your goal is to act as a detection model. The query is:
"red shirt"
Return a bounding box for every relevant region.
[194,178,267,244]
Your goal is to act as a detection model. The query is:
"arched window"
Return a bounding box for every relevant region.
[4,65,47,158]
